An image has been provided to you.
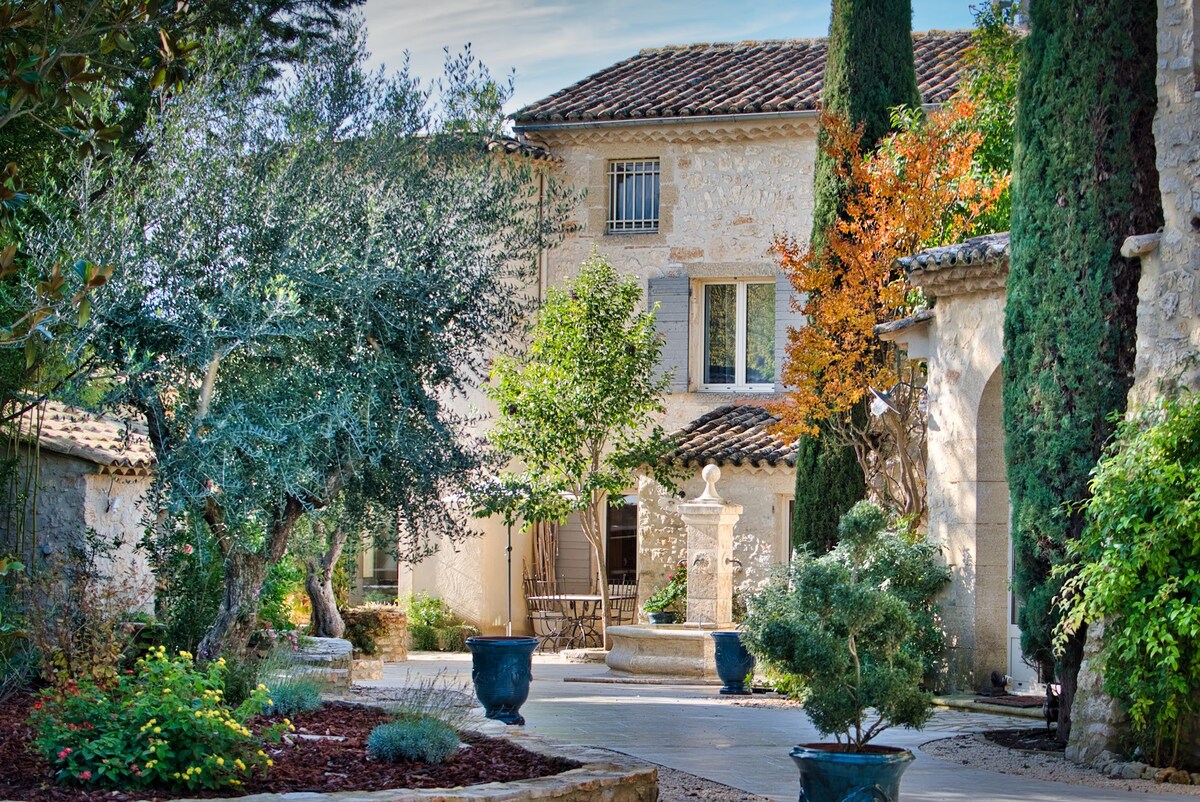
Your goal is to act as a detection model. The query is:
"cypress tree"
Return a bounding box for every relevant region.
[810,0,922,252]
[1003,0,1160,742]
[791,429,866,555]
[790,0,919,544]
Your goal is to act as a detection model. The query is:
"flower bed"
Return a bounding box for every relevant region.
[0,695,579,801]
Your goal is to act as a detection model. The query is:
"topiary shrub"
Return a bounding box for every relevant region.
[366,715,460,764]
[743,501,940,750]
[1058,394,1200,769]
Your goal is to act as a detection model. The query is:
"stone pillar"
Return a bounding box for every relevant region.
[678,465,742,626]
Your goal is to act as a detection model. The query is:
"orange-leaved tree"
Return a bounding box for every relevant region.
[774,99,1009,521]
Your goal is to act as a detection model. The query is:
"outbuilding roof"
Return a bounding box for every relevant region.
[514,30,972,126]
[670,404,797,469]
[7,400,157,475]
[896,231,1010,298]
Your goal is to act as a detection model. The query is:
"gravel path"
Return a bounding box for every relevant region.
[922,733,1200,797]
[657,765,775,802]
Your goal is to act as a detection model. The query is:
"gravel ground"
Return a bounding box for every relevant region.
[922,733,1200,797]
[657,765,775,802]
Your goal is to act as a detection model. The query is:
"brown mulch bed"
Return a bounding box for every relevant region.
[983,726,1065,753]
[972,694,1045,709]
[0,693,580,801]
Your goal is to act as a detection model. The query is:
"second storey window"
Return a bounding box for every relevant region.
[702,280,775,390]
[607,159,659,233]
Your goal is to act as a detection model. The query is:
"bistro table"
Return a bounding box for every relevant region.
[527,594,636,649]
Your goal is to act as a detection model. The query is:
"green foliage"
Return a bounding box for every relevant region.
[1057,395,1200,768]
[404,592,455,628]
[152,523,225,654]
[29,647,285,791]
[33,20,570,656]
[366,715,460,764]
[743,502,940,749]
[809,0,921,252]
[958,1,1024,232]
[401,593,474,652]
[643,563,687,613]
[259,556,305,631]
[1003,0,1161,694]
[790,431,866,555]
[265,676,324,717]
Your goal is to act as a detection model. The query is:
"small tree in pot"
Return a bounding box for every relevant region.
[743,502,944,802]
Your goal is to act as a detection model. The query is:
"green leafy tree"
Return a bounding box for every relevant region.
[1057,394,1200,768]
[1003,0,1161,742]
[30,23,569,658]
[484,252,674,646]
[788,0,919,539]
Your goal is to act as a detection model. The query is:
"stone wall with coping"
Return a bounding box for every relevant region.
[636,465,793,622]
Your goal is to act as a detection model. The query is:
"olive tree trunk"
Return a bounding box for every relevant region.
[306,520,348,638]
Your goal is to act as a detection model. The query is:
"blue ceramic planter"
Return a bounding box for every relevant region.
[790,744,914,802]
[646,611,678,624]
[711,630,755,695]
[465,635,538,725]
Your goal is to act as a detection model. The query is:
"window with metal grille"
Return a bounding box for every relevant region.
[607,159,660,233]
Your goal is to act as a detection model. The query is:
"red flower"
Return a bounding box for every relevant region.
[58,748,72,759]
[32,701,42,711]
[79,771,92,781]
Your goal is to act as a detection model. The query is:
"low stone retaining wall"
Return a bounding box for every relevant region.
[45,737,657,802]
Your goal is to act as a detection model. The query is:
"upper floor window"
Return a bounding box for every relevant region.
[701,280,775,391]
[607,159,660,233]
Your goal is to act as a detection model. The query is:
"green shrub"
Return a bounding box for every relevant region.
[1058,394,1200,768]
[435,624,477,652]
[409,623,438,651]
[643,564,686,614]
[265,676,324,716]
[403,592,454,628]
[366,715,460,764]
[743,502,939,750]
[258,557,305,631]
[29,647,288,791]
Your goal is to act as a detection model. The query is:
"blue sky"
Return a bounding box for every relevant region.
[362,1,981,113]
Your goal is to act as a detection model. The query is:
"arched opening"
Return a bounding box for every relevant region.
[975,367,1037,690]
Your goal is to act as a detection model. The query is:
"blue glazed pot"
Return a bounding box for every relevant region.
[790,744,914,802]
[646,611,678,624]
[465,635,539,725]
[711,630,755,695]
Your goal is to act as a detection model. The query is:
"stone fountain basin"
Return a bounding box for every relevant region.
[605,623,732,678]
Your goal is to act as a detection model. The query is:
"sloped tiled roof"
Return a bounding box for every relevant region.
[8,400,156,473]
[515,30,972,125]
[486,134,554,161]
[896,231,1010,273]
[670,404,797,468]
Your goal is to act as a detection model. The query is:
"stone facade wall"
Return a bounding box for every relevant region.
[531,117,818,432]
[920,288,1009,692]
[635,465,793,621]
[1129,0,1200,402]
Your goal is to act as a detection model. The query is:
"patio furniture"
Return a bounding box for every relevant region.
[523,577,565,652]
[607,581,637,627]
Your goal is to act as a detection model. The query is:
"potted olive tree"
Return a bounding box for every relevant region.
[742,502,946,802]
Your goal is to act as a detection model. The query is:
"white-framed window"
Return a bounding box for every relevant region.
[607,159,660,233]
[699,279,775,391]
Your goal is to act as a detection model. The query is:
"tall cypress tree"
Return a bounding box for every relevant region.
[1003,0,1161,742]
[790,0,920,549]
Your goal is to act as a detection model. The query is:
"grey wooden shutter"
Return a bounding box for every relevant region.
[775,272,805,392]
[648,275,689,392]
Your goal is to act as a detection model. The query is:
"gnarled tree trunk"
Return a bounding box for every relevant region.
[306,519,348,638]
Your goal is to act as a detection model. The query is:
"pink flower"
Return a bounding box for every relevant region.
[79,771,92,781]
[181,543,195,555]
[58,748,72,759]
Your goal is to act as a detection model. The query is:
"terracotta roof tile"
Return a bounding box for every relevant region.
[515,30,972,125]
[895,231,1010,273]
[9,400,156,472]
[670,403,797,468]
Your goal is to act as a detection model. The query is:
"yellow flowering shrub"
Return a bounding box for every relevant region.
[29,647,291,790]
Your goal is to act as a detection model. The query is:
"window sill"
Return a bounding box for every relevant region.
[696,385,776,394]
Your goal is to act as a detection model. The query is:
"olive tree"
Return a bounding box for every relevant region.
[33,23,570,658]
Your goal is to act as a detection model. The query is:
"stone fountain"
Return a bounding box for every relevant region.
[606,464,742,678]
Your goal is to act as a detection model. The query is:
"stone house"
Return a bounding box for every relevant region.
[388,31,975,633]
[881,0,1200,761]
[1,400,157,609]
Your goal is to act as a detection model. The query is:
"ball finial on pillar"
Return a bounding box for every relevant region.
[697,463,723,501]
